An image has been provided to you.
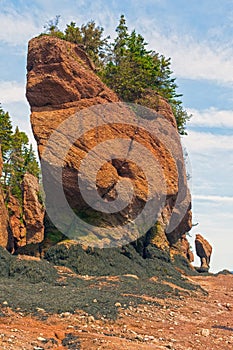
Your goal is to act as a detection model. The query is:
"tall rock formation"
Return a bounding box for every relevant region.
[26,36,192,252]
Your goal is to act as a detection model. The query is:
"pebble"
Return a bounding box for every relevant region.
[148,336,155,340]
[3,301,8,305]
[201,328,210,337]
[37,336,47,342]
[36,308,45,313]
[54,331,65,340]
[115,302,122,308]
[165,344,173,349]
[88,315,95,323]
[135,335,144,341]
[93,299,97,303]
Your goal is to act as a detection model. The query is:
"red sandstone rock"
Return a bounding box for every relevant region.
[26,35,192,250]
[181,234,194,262]
[195,234,212,270]
[8,195,26,247]
[22,173,45,244]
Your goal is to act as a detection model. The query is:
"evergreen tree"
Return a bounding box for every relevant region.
[42,15,191,133]
[113,14,129,65]
[0,105,13,160]
[0,107,40,202]
[44,15,64,39]
[64,21,82,44]
[99,15,191,134]
[64,20,109,66]
[23,144,40,178]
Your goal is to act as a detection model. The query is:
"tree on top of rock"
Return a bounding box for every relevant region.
[42,15,191,134]
[100,15,191,134]
[45,16,109,66]
[44,15,64,39]
[0,105,13,160]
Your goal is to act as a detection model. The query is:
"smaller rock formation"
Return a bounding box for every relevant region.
[8,195,26,247]
[7,174,45,249]
[169,233,194,264]
[181,234,194,262]
[22,173,45,244]
[195,234,212,272]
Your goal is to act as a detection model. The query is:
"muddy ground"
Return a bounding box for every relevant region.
[0,246,232,349]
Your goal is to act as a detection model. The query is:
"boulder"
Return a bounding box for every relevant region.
[26,35,192,250]
[195,234,212,271]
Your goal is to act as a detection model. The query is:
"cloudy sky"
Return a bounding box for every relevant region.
[0,0,233,272]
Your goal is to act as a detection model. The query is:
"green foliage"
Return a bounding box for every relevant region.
[64,21,82,43]
[43,15,190,133]
[0,107,40,202]
[43,15,64,39]
[0,105,13,160]
[100,15,191,134]
[44,16,109,66]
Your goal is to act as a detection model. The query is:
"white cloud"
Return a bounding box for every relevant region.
[0,81,26,103]
[0,8,40,46]
[139,20,233,86]
[193,194,233,203]
[188,108,233,128]
[188,204,233,272]
[1,0,233,88]
[184,131,233,152]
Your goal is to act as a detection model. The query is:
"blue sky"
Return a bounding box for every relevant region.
[0,0,233,272]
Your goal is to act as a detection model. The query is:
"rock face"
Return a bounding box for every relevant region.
[7,174,45,249]
[22,173,45,244]
[0,147,13,250]
[180,234,194,262]
[195,234,212,271]
[8,195,26,247]
[26,36,192,252]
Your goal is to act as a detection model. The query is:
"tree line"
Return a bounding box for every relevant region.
[0,105,39,203]
[43,15,191,134]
